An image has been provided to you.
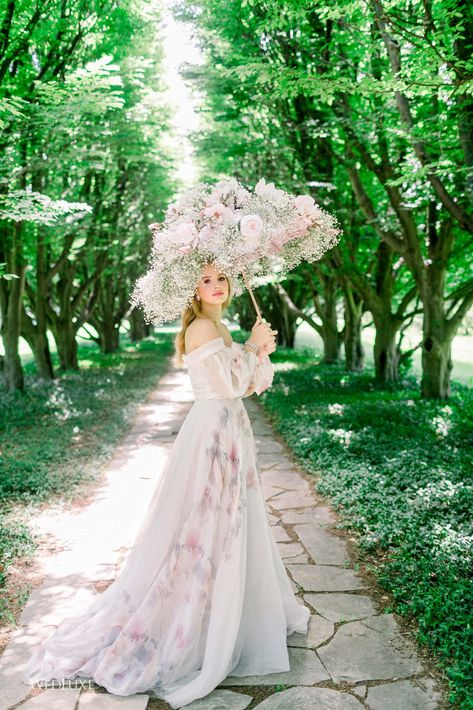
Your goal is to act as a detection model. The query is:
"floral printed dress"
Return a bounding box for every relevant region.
[22,336,310,708]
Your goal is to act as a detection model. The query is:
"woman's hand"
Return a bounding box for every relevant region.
[249,316,277,360]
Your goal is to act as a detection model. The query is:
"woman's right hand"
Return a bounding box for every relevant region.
[249,317,277,351]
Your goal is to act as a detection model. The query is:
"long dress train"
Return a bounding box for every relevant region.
[22,336,310,708]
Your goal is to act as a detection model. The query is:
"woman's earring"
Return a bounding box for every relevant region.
[196,293,200,301]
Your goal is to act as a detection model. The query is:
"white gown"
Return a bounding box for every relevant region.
[22,336,310,708]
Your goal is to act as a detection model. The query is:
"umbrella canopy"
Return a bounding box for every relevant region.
[130,177,341,325]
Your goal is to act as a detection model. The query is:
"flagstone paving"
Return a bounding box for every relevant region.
[0,361,447,709]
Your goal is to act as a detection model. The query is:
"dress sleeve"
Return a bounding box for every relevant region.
[201,340,274,399]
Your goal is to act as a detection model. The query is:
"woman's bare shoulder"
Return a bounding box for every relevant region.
[185,318,221,353]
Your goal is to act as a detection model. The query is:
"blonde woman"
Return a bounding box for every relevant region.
[23,261,310,708]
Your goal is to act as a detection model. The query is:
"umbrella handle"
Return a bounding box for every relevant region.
[241,269,263,322]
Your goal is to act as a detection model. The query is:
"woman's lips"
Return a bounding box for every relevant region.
[213,292,224,296]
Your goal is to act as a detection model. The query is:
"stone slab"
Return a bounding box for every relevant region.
[19,579,99,626]
[270,526,292,543]
[79,691,150,708]
[365,678,443,709]
[255,440,286,454]
[293,525,348,565]
[185,688,253,709]
[19,688,82,709]
[262,485,286,500]
[304,593,377,622]
[262,471,312,494]
[268,491,315,511]
[253,686,363,709]
[318,615,423,683]
[276,542,306,559]
[287,554,310,564]
[288,564,365,592]
[288,614,334,649]
[219,647,330,686]
[281,507,336,526]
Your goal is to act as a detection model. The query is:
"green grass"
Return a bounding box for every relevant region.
[0,332,175,613]
[258,347,473,707]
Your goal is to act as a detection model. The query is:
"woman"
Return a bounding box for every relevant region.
[23,261,310,708]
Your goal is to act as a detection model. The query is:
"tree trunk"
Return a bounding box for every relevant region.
[129,308,147,342]
[321,280,340,363]
[99,322,120,353]
[52,322,79,371]
[421,302,453,399]
[0,225,26,391]
[267,284,298,347]
[274,306,296,347]
[373,314,400,382]
[343,290,364,371]
[323,322,341,363]
[32,330,55,378]
[1,288,25,391]
[21,307,55,379]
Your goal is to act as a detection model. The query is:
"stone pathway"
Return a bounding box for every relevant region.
[0,361,446,710]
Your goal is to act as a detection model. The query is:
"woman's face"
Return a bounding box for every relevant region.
[196,264,229,305]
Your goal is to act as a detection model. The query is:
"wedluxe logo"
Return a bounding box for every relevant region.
[28,679,96,690]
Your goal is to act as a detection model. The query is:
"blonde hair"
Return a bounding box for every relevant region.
[173,271,233,367]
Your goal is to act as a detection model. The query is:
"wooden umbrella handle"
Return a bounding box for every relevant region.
[241,269,263,322]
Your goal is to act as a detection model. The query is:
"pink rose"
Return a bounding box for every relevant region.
[239,214,263,252]
[255,178,285,200]
[204,191,224,207]
[295,194,321,220]
[172,221,197,247]
[198,225,216,243]
[203,203,233,223]
[235,187,250,207]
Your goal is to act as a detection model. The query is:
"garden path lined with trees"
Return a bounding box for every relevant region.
[1,0,472,706]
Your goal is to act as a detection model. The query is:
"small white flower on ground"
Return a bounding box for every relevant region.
[328,403,344,415]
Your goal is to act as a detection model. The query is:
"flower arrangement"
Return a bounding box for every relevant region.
[130,177,341,325]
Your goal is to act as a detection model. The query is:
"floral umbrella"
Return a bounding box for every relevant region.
[130,177,341,325]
